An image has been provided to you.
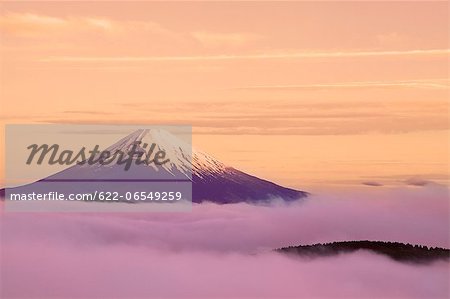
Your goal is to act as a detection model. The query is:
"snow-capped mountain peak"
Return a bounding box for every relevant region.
[105,128,227,179]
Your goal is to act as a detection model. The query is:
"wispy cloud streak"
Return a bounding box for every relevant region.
[233,79,450,90]
[39,49,450,63]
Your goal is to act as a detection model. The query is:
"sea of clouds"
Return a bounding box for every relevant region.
[1,185,449,298]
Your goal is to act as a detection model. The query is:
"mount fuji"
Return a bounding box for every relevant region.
[3,129,308,204]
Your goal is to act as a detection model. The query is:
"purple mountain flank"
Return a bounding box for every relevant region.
[192,168,306,203]
[2,129,308,204]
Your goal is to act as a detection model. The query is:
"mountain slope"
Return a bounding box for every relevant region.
[3,128,308,204]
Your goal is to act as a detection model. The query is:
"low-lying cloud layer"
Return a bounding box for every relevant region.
[1,186,449,298]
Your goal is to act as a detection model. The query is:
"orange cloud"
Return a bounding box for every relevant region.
[0,13,115,36]
[0,12,177,39]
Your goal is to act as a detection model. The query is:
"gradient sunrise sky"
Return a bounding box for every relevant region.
[0,1,448,191]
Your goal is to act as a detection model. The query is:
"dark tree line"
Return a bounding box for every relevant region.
[276,240,450,264]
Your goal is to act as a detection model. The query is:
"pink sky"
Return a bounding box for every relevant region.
[0,1,448,190]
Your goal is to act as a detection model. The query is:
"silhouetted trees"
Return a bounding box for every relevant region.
[276,240,450,264]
